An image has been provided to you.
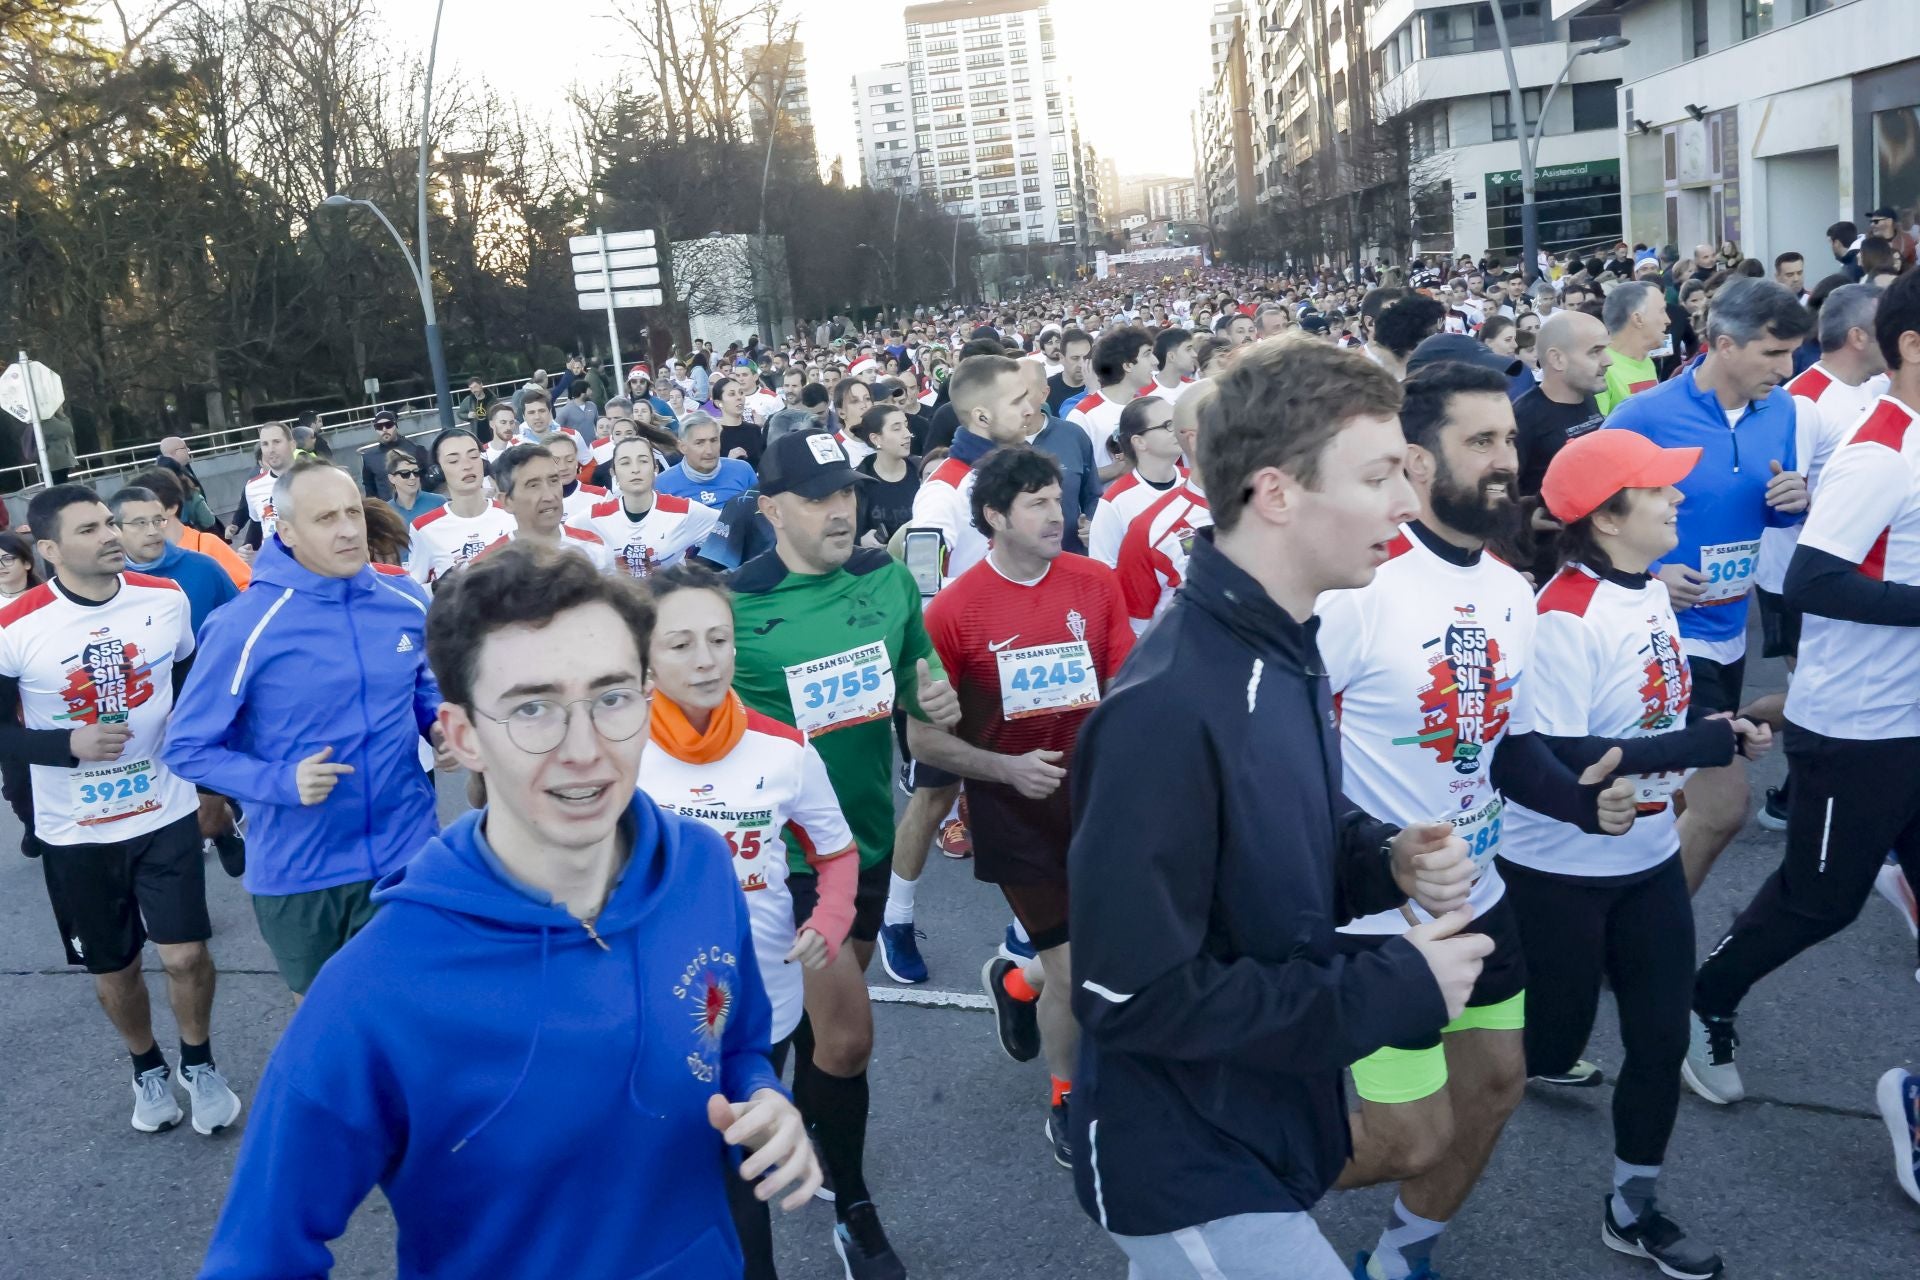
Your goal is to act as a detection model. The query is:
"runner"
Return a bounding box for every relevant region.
[1067,339,1487,1278]
[1086,395,1181,567]
[575,437,720,579]
[729,428,961,1280]
[656,413,757,510]
[0,484,240,1135]
[407,428,516,588]
[908,447,1133,1168]
[1687,270,1920,1104]
[1595,282,1670,416]
[480,443,614,573]
[199,544,816,1279]
[1504,430,1776,1280]
[536,430,610,526]
[639,561,858,1280]
[482,400,521,463]
[241,420,294,550]
[1066,324,1157,481]
[1878,1066,1920,1209]
[1114,384,1213,632]
[1606,279,1813,892]
[1320,362,1636,1280]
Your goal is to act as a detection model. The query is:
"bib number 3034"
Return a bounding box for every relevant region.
[996,640,1099,720]
[1696,540,1759,603]
[784,641,894,737]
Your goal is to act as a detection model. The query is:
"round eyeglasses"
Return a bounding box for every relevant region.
[475,688,649,755]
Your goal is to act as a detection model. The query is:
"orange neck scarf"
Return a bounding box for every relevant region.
[649,689,747,764]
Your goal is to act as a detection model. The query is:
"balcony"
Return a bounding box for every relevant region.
[1374,38,1606,112]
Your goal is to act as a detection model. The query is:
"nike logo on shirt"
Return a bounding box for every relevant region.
[987,635,1020,652]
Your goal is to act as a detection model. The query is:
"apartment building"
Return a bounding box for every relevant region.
[745,40,817,175]
[853,63,917,190]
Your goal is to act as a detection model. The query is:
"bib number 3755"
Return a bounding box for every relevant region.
[784,641,894,737]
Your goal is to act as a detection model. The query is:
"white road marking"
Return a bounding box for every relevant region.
[867,985,991,1011]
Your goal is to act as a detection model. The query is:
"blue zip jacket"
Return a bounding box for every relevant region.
[164,536,440,895]
[129,541,238,635]
[1604,366,1803,649]
[199,796,782,1280]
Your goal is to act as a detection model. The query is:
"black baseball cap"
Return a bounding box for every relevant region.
[1406,332,1523,378]
[373,409,398,426]
[759,429,863,499]
[1866,205,1898,221]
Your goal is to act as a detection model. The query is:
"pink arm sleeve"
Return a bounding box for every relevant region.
[798,847,860,963]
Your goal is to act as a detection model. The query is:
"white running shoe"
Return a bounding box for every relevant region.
[1873,862,1918,940]
[1876,1068,1920,1209]
[1681,1012,1744,1105]
[182,1062,243,1135]
[130,1064,183,1132]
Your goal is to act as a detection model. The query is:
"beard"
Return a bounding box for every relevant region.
[1430,457,1521,542]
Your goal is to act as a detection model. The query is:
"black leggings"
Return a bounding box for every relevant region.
[725,1036,793,1280]
[1500,855,1694,1167]
[1695,723,1920,1018]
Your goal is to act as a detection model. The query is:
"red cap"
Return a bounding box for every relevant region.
[1541,429,1702,522]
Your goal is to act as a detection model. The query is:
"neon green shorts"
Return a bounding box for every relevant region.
[1349,990,1526,1104]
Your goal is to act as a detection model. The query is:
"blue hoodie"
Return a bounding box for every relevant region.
[164,536,440,895]
[129,541,238,634]
[200,796,782,1280]
[1604,365,1803,652]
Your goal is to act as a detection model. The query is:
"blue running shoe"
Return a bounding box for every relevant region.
[1878,1068,1920,1208]
[1351,1253,1448,1279]
[998,923,1036,963]
[877,922,928,984]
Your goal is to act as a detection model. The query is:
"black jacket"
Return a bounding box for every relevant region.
[1067,529,1447,1237]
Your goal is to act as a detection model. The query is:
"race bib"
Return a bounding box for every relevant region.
[784,641,893,737]
[1451,795,1505,873]
[1697,539,1759,603]
[995,641,1099,720]
[73,758,164,829]
[1634,770,1686,811]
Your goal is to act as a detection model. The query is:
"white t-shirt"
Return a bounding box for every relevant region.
[562,483,611,527]
[576,492,720,580]
[911,452,986,588]
[1755,364,1890,592]
[407,502,518,586]
[1087,467,1183,567]
[1066,390,1127,468]
[1319,525,1537,933]
[640,706,856,1041]
[1113,480,1211,633]
[1785,394,1920,740]
[478,526,615,574]
[0,575,198,845]
[1501,565,1692,878]
[244,469,279,538]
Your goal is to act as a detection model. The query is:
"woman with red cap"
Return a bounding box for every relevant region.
[1499,429,1773,1280]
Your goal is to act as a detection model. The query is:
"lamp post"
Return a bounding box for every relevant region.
[1488,23,1629,282]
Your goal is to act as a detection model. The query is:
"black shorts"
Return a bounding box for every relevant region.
[40,814,210,974]
[1000,879,1069,952]
[1755,587,1803,661]
[892,710,960,791]
[790,855,892,944]
[1685,654,1746,721]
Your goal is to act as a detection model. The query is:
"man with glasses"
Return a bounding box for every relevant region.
[109,486,236,636]
[167,461,452,996]
[383,449,446,528]
[360,410,423,503]
[200,543,815,1279]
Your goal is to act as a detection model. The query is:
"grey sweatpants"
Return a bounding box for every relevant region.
[1110,1211,1351,1279]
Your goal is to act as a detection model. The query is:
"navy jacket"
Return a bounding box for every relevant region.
[1067,529,1446,1237]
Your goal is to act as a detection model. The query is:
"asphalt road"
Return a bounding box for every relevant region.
[2,648,1916,1279]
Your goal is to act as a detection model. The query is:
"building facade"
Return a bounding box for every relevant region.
[853,62,917,190]
[1198,6,1255,236]
[1553,0,1920,269]
[1368,1,1627,261]
[903,0,1087,258]
[745,40,817,176]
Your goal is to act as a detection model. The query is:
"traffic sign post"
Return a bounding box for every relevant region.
[1,354,63,490]
[571,228,661,390]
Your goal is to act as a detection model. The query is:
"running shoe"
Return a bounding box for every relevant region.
[997,923,1037,963]
[1601,1196,1724,1279]
[1530,1059,1606,1088]
[1876,1068,1920,1209]
[1681,1012,1744,1105]
[130,1064,183,1133]
[937,797,971,858]
[832,1201,907,1280]
[877,922,929,985]
[213,831,246,879]
[1755,784,1788,833]
[182,1062,243,1135]
[1350,1254,1447,1279]
[1046,1100,1072,1168]
[1874,859,1919,941]
[981,956,1041,1063]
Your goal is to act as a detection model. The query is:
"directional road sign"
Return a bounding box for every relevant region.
[0,359,63,423]
[577,289,665,311]
[571,247,660,272]
[573,268,662,292]
[569,229,655,254]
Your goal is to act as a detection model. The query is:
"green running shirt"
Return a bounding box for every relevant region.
[730,547,944,872]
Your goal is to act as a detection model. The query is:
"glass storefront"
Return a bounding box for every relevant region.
[1484,158,1623,258]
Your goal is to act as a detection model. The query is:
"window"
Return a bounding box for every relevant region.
[1490,88,1543,142]
[1690,0,1710,57]
[1741,0,1773,37]
[1412,108,1449,158]
[1572,81,1618,132]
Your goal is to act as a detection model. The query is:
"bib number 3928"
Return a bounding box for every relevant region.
[784,641,893,737]
[74,758,162,829]
[996,641,1099,720]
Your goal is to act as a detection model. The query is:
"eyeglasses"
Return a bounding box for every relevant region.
[0,555,20,571]
[112,516,167,532]
[474,687,648,754]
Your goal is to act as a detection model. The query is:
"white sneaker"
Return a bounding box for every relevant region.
[1681,1012,1744,1105]
[1876,1068,1920,1208]
[1874,862,1918,940]
[182,1062,243,1135]
[130,1064,183,1132]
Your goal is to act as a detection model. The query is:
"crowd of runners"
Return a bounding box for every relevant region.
[4,235,1919,1280]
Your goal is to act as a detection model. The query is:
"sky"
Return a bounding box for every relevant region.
[426,0,1210,184]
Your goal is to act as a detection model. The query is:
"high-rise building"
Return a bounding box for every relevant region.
[853,63,917,189]
[1209,0,1244,82]
[745,40,817,174]
[903,0,1086,255]
[1198,6,1254,234]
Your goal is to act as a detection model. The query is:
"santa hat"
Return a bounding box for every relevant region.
[849,356,878,376]
[627,364,652,382]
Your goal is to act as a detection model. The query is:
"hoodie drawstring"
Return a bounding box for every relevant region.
[452,926,551,1153]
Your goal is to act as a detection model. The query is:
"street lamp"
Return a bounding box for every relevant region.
[1489,23,1629,282]
[320,195,453,430]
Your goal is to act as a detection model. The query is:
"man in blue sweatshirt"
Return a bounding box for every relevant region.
[1606,278,1813,892]
[166,461,450,994]
[200,542,818,1280]
[108,485,237,634]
